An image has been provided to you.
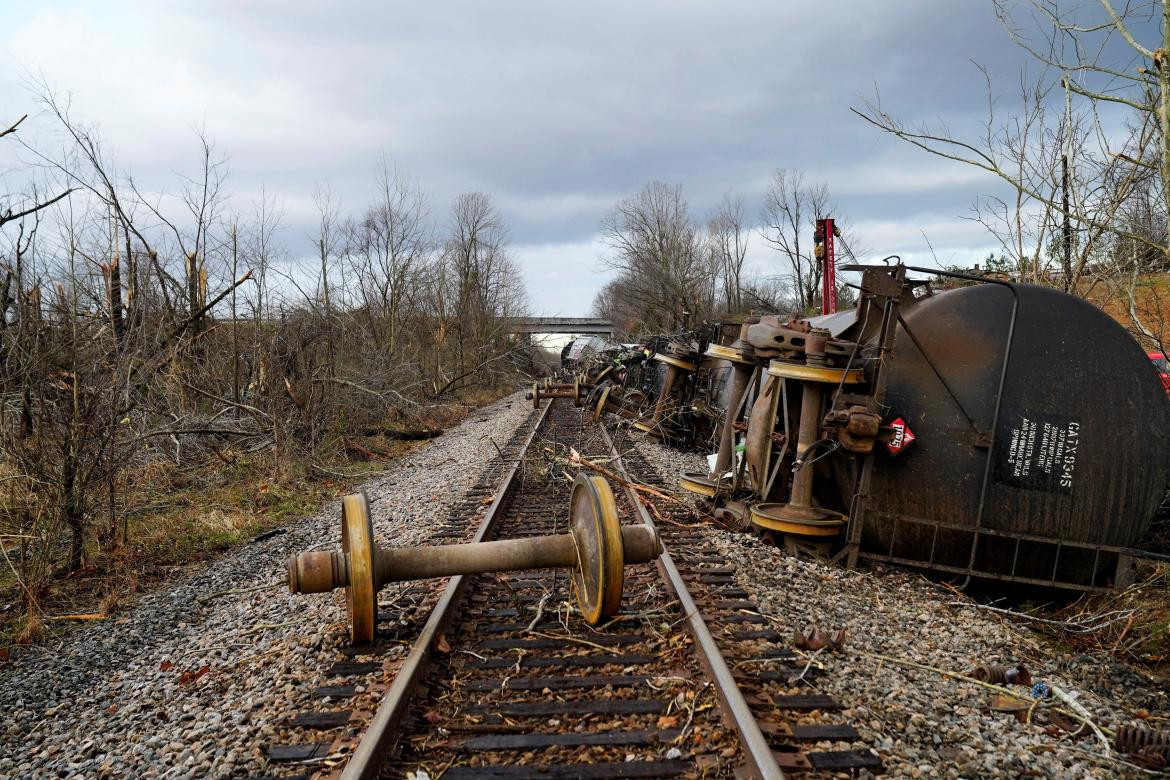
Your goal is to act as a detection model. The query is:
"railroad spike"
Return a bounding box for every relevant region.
[287,473,662,644]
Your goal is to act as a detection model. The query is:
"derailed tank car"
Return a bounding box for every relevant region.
[687,264,1170,591]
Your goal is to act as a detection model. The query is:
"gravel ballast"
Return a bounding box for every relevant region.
[0,393,535,779]
[630,431,1170,779]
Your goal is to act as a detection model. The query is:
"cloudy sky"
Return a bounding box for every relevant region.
[0,1,1145,315]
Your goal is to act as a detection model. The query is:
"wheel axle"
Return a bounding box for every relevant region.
[527,377,584,408]
[287,474,661,643]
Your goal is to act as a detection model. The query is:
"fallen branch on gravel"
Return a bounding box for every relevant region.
[526,592,550,632]
[855,649,1030,696]
[735,654,824,670]
[674,682,712,745]
[946,601,1134,634]
[457,649,487,662]
[1050,683,1112,757]
[526,630,613,653]
[551,446,701,524]
[636,492,694,528]
[792,647,826,684]
[1061,745,1165,776]
[853,649,1116,753]
[642,675,698,691]
[1110,613,1137,652]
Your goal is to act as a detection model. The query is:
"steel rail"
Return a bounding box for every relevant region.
[339,400,553,780]
[598,423,784,780]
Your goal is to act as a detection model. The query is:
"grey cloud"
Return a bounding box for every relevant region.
[2,0,1121,314]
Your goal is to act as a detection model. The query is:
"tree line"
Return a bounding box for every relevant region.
[0,91,528,625]
[591,172,863,339]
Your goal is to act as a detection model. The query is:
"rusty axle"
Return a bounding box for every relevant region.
[288,524,660,594]
[286,474,662,643]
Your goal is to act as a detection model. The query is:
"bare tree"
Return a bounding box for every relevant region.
[311,184,342,375]
[760,169,833,312]
[0,94,535,639]
[856,1,1170,280]
[440,192,527,390]
[591,277,645,339]
[860,72,1152,292]
[596,181,717,334]
[346,159,432,354]
[707,192,750,313]
[0,116,74,230]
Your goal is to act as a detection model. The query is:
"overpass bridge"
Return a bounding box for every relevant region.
[503,317,614,337]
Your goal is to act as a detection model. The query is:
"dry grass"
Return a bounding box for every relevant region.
[1041,563,1170,671]
[14,611,43,644]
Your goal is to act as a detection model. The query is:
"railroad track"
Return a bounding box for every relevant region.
[258,398,882,779]
[606,426,883,777]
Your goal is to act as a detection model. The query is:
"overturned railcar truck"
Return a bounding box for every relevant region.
[680,263,1170,592]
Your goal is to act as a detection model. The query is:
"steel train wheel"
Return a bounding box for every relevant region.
[765,360,864,384]
[341,492,377,644]
[704,344,754,365]
[678,471,724,498]
[593,385,612,422]
[653,353,697,372]
[750,502,846,537]
[569,474,624,625]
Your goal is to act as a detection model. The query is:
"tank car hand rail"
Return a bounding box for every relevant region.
[1119,547,1170,564]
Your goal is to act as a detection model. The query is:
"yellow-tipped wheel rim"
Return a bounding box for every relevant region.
[593,385,612,422]
[704,344,754,365]
[766,361,864,384]
[633,419,663,437]
[749,502,847,537]
[341,492,377,644]
[653,353,697,372]
[678,471,723,497]
[569,474,624,625]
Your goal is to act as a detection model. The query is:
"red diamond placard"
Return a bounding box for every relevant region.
[885,417,916,456]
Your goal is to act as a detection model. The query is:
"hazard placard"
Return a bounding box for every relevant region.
[885,417,916,456]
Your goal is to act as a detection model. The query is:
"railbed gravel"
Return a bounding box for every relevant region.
[0,392,535,779]
[629,430,1170,779]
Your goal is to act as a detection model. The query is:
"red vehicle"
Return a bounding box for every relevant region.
[1150,351,1170,394]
